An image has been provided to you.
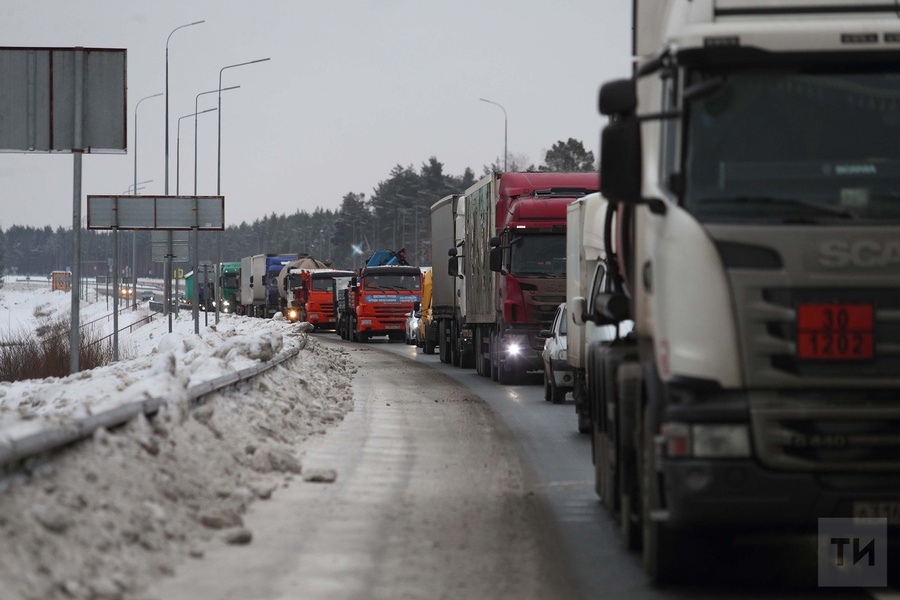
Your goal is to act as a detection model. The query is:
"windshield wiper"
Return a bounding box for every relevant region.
[696,196,855,219]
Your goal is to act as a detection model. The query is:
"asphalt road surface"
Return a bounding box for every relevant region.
[148,335,897,600]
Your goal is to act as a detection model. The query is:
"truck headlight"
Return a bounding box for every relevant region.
[506,341,522,356]
[309,314,319,319]
[361,319,372,325]
[662,423,751,458]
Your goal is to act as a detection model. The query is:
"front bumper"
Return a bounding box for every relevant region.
[663,458,900,530]
[550,358,574,388]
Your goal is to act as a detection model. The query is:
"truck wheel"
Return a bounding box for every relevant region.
[475,328,489,377]
[424,336,436,355]
[358,331,369,343]
[439,321,449,363]
[490,331,500,382]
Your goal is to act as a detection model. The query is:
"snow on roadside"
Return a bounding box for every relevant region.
[0,281,357,600]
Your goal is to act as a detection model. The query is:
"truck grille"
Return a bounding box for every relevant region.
[741,288,900,382]
[752,394,900,472]
[526,294,565,351]
[372,304,409,325]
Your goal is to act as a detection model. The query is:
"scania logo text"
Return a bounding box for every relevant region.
[818,240,900,268]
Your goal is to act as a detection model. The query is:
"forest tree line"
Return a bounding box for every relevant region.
[0,138,595,280]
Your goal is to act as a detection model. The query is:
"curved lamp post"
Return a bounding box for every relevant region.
[165,20,204,332]
[194,85,239,195]
[132,93,162,310]
[214,57,271,324]
[479,97,507,172]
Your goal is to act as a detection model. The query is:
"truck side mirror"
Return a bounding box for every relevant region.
[249,275,254,288]
[571,296,587,326]
[489,236,501,248]
[489,246,503,273]
[413,301,420,312]
[600,116,642,205]
[598,78,637,117]
[448,256,458,277]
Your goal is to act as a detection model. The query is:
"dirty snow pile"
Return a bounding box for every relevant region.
[0,281,357,600]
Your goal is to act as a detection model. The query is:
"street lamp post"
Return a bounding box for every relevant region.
[479,97,507,172]
[178,108,217,335]
[165,20,204,333]
[194,86,239,196]
[215,57,271,324]
[177,108,216,195]
[133,93,162,310]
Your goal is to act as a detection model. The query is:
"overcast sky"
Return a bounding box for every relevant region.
[0,1,631,230]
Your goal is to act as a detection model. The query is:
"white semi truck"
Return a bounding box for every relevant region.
[431,194,474,367]
[591,0,900,583]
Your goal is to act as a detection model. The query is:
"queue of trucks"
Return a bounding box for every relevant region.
[165,1,900,584]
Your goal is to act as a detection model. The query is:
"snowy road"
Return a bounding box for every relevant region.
[146,339,578,600]
[144,334,895,600]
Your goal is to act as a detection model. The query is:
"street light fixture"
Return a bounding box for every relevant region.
[214,56,271,324]
[133,93,162,310]
[177,108,217,195]
[165,20,204,195]
[194,85,239,195]
[165,19,204,333]
[479,97,507,172]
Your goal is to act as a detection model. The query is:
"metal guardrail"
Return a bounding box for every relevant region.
[0,333,308,470]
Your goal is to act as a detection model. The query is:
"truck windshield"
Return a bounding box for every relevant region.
[683,68,900,223]
[363,274,421,291]
[221,274,238,289]
[509,234,566,276]
[312,277,335,292]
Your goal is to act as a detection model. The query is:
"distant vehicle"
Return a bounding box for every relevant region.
[541,303,572,404]
[141,290,154,302]
[119,285,133,299]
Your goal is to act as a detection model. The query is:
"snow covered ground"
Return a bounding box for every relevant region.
[0,280,356,600]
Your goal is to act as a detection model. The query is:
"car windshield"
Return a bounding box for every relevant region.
[509,234,566,276]
[683,68,900,223]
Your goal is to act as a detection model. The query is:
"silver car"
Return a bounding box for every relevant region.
[541,303,573,404]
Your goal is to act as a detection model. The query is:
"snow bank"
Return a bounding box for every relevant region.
[0,282,357,600]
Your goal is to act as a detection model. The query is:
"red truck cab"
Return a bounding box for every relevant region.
[351,265,423,342]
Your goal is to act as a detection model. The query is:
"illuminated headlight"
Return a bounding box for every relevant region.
[287,309,299,320]
[506,341,522,356]
[222,300,230,307]
[558,349,567,361]
[662,423,751,458]
[361,319,372,325]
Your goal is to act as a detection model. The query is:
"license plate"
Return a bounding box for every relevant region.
[853,501,900,525]
[796,303,874,360]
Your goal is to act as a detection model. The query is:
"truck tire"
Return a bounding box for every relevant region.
[424,336,436,355]
[476,327,490,377]
[439,321,450,363]
[490,331,500,382]
[618,364,643,553]
[450,321,461,366]
[358,331,369,343]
